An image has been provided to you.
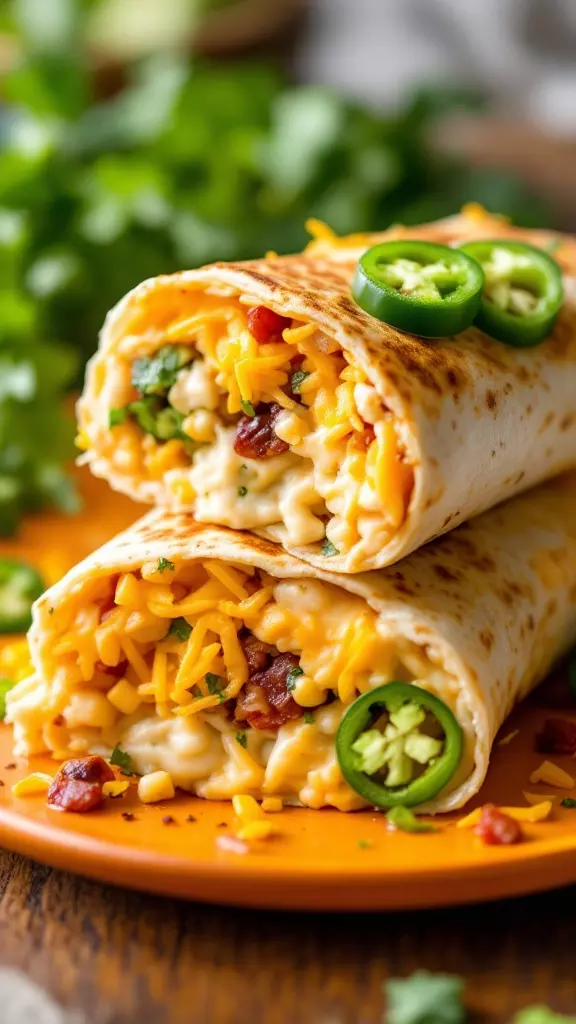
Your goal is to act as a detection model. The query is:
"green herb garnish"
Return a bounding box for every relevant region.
[291,369,310,394]
[514,1009,576,1024]
[321,538,339,557]
[109,407,129,428]
[241,399,256,417]
[206,673,226,702]
[303,712,315,725]
[561,798,576,809]
[131,345,192,396]
[385,970,465,1024]
[357,838,371,849]
[0,678,16,722]
[109,745,138,776]
[238,486,248,497]
[386,806,437,834]
[166,617,192,642]
[286,666,303,692]
[156,557,175,573]
[235,731,248,748]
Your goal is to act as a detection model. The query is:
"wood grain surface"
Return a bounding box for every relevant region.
[1,850,575,1023]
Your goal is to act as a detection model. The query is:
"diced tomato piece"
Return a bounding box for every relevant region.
[247,306,291,344]
[536,717,576,755]
[475,804,523,845]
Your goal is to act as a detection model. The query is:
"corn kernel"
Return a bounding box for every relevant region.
[138,770,175,804]
[107,678,141,715]
[236,821,276,842]
[102,780,130,798]
[529,760,575,790]
[11,773,53,797]
[261,797,283,813]
[232,794,263,824]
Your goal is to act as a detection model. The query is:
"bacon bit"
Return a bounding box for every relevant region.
[161,815,175,825]
[240,632,278,675]
[529,760,575,789]
[47,755,115,813]
[247,306,291,344]
[536,718,576,756]
[497,729,519,747]
[475,805,523,846]
[236,651,303,730]
[216,834,250,855]
[121,811,135,821]
[5,763,16,770]
[234,403,290,460]
[186,814,197,823]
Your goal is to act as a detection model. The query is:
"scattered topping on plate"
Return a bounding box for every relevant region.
[261,797,283,813]
[236,820,276,842]
[475,805,523,846]
[102,780,130,798]
[535,718,576,756]
[137,770,175,804]
[457,801,552,828]
[109,744,138,777]
[523,791,558,806]
[561,797,576,809]
[11,772,53,797]
[386,806,437,834]
[529,760,575,789]
[498,729,519,747]
[47,755,115,813]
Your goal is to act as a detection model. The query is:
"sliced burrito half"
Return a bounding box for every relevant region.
[7,472,576,813]
[77,210,576,573]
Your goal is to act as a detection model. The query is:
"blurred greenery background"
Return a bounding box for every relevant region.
[0,0,553,534]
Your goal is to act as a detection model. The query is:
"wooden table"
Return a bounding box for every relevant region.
[1,850,575,1023]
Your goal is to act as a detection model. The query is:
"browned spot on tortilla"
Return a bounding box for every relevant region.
[503,382,513,395]
[545,597,558,617]
[429,456,439,468]
[526,404,533,416]
[470,554,496,572]
[538,411,555,435]
[527,614,535,631]
[485,390,497,411]
[560,413,575,431]
[433,564,459,582]
[479,629,495,651]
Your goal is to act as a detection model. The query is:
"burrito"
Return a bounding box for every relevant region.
[77,209,576,573]
[7,472,576,813]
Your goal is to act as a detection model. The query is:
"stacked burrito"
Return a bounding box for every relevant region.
[7,209,576,813]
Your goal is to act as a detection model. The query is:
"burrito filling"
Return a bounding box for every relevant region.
[6,558,469,810]
[89,295,414,568]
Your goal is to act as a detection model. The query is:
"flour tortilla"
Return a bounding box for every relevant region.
[22,472,576,813]
[78,210,576,572]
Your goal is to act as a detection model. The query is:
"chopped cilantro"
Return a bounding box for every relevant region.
[109,745,137,776]
[131,345,192,396]
[514,1009,576,1024]
[206,673,226,702]
[0,678,16,722]
[166,617,192,642]
[303,711,315,725]
[286,666,303,692]
[386,806,436,834]
[187,814,197,823]
[154,406,186,441]
[321,538,339,557]
[543,239,561,255]
[561,797,576,809]
[156,557,175,573]
[235,731,248,748]
[109,406,129,428]
[385,970,465,1024]
[291,369,310,394]
[241,399,256,417]
[238,486,248,497]
[357,838,371,849]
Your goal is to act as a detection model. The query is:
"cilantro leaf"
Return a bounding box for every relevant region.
[303,711,314,725]
[166,617,192,642]
[241,399,255,417]
[131,345,192,396]
[238,485,248,497]
[235,731,247,748]
[109,745,137,776]
[386,806,437,834]
[206,673,226,701]
[385,970,465,1024]
[286,666,303,692]
[561,798,576,809]
[291,369,310,394]
[156,557,175,573]
[321,538,339,557]
[109,406,129,428]
[0,678,16,722]
[357,838,371,849]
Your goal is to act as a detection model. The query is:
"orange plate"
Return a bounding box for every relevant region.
[1,470,576,911]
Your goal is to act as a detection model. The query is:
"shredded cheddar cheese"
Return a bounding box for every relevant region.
[529,761,575,790]
[11,772,53,797]
[457,801,553,828]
